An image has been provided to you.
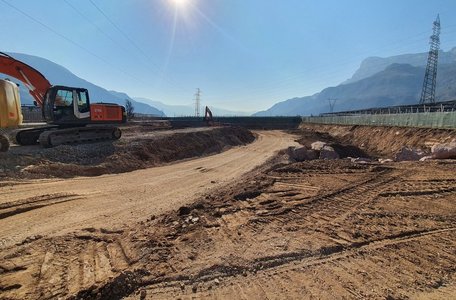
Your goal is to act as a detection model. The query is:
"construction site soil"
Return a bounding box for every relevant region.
[0,124,455,299]
[0,126,255,179]
[300,124,456,157]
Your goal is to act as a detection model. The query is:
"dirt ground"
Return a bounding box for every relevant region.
[0,125,255,179]
[0,125,455,299]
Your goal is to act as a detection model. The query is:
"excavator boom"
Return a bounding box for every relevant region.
[0,52,51,106]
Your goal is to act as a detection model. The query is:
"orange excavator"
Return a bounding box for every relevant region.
[203,106,214,126]
[0,52,126,149]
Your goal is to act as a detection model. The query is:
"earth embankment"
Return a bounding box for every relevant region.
[299,123,455,157]
[0,126,255,179]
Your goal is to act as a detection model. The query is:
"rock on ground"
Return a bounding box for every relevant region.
[419,156,434,162]
[378,158,394,164]
[311,141,327,151]
[431,140,456,159]
[394,147,428,161]
[350,157,372,164]
[288,146,318,162]
[320,145,339,160]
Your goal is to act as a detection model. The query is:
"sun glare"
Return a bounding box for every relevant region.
[170,0,189,8]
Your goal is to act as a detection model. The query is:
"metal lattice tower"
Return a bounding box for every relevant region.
[419,14,440,104]
[194,88,201,117]
[328,98,337,113]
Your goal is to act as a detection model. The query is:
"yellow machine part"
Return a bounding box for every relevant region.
[0,79,23,128]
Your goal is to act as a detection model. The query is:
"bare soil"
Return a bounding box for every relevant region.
[0,126,455,300]
[0,125,255,179]
[300,124,456,158]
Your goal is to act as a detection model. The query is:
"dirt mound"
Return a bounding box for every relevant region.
[0,126,255,179]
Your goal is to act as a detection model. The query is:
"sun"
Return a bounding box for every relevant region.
[170,0,189,8]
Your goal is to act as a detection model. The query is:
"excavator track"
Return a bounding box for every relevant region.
[38,126,121,148]
[14,126,57,146]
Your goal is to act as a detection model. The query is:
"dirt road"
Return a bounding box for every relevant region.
[0,130,298,249]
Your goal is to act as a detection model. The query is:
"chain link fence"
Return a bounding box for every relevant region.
[302,111,456,129]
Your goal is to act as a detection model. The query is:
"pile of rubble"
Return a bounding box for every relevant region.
[288,141,339,162]
[289,139,456,164]
[393,139,456,162]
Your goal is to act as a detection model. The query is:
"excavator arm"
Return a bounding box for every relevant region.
[0,52,51,106]
[204,106,213,121]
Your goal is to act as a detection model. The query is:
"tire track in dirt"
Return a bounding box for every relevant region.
[0,193,83,220]
[122,227,456,299]
[0,228,136,299]
[1,140,455,299]
[379,178,456,197]
[0,152,295,299]
[124,162,455,299]
[245,166,402,233]
[0,131,299,250]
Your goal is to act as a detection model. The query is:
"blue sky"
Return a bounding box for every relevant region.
[1,0,456,112]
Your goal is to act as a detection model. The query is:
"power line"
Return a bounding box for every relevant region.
[88,0,158,68]
[63,0,135,57]
[206,32,439,106]
[87,0,186,91]
[0,0,145,84]
[63,0,171,87]
[200,31,435,104]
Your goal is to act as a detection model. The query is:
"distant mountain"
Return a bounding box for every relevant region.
[255,47,456,116]
[1,52,164,116]
[345,47,456,83]
[109,91,164,116]
[255,62,456,116]
[133,97,251,117]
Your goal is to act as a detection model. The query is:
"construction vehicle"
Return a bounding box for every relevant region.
[0,52,126,149]
[203,106,214,126]
[203,106,225,127]
[0,78,22,151]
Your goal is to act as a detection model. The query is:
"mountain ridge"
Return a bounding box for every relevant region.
[345,47,456,83]
[255,48,456,116]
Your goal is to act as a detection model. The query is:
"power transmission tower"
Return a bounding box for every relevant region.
[420,15,440,104]
[328,98,337,113]
[194,88,201,117]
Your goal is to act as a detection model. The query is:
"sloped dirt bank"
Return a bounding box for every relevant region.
[0,126,255,179]
[299,123,455,158]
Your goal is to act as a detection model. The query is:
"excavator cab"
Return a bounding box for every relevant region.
[42,86,91,125]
